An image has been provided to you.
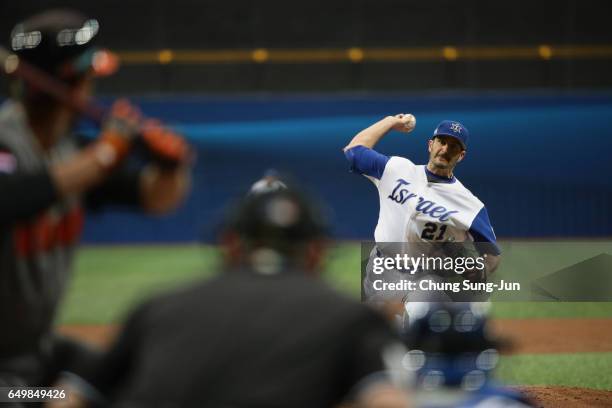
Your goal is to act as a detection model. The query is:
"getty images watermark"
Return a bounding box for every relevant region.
[370,252,520,293]
[361,242,521,302]
[361,241,612,302]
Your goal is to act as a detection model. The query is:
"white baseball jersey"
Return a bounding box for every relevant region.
[345,145,499,254]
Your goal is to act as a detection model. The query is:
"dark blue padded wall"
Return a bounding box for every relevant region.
[81,92,612,242]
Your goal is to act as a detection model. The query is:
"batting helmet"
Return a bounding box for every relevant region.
[10,9,117,79]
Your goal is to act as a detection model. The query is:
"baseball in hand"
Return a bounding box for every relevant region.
[395,113,416,132]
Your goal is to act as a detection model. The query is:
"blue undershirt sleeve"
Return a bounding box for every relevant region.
[469,206,501,255]
[344,145,390,180]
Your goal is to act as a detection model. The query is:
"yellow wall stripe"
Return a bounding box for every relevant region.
[116,45,612,65]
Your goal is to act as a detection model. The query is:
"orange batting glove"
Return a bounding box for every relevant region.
[140,119,191,167]
[93,99,141,168]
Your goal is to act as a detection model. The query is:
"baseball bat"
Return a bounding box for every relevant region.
[1,46,194,165]
[0,45,107,123]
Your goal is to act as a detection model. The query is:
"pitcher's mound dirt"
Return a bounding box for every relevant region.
[492,318,612,354]
[522,386,612,407]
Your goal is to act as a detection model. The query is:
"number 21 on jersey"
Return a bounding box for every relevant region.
[420,222,447,241]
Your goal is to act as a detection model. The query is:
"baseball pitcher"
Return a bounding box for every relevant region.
[344,114,501,302]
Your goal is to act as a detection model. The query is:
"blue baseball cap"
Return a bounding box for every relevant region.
[433,120,469,149]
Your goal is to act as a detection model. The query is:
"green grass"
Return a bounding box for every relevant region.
[58,241,612,324]
[497,353,612,390]
[58,245,218,324]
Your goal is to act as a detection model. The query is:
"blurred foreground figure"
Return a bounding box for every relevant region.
[74,188,409,407]
[401,302,534,408]
[0,9,190,390]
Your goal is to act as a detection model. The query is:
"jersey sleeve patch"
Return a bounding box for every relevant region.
[469,206,501,255]
[344,145,390,180]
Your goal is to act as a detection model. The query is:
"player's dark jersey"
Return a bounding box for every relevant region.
[0,100,140,356]
[91,269,401,408]
[0,101,81,354]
